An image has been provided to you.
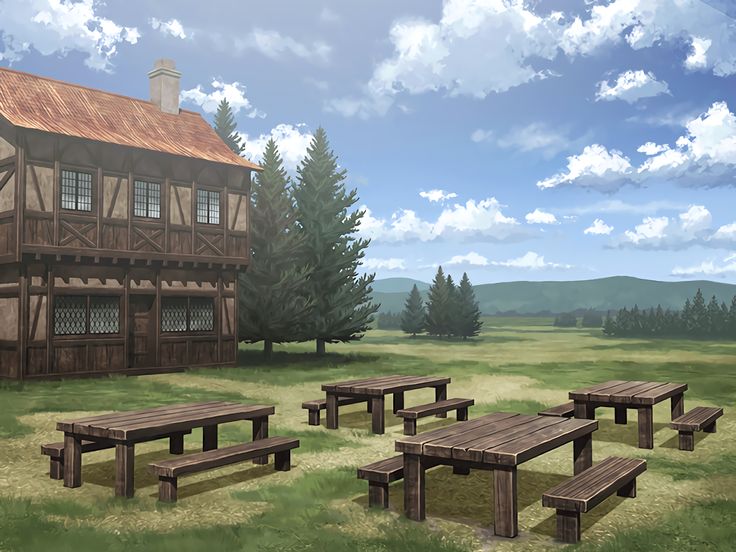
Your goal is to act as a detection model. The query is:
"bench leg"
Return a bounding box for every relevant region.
[435,385,447,418]
[453,465,470,475]
[274,450,291,471]
[368,481,389,509]
[574,401,595,420]
[573,432,593,475]
[115,443,135,498]
[404,453,425,521]
[169,433,184,455]
[308,410,320,426]
[371,397,385,434]
[203,425,218,451]
[367,400,372,413]
[679,430,695,451]
[704,421,717,434]
[252,416,269,464]
[556,509,581,544]
[393,392,404,414]
[49,456,63,480]
[403,419,416,436]
[457,407,468,421]
[671,393,685,420]
[493,466,518,538]
[614,407,627,425]
[63,434,82,488]
[158,476,178,503]
[637,407,654,449]
[617,478,637,498]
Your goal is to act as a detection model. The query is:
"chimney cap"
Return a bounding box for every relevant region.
[148,58,181,78]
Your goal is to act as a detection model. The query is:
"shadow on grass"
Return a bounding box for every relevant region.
[591,418,669,447]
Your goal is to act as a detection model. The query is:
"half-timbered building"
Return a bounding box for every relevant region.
[0,60,258,379]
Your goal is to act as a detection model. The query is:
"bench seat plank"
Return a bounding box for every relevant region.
[357,455,404,484]
[301,396,365,411]
[396,398,474,420]
[670,407,723,431]
[538,402,574,418]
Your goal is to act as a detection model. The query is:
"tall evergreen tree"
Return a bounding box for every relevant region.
[690,289,707,336]
[446,274,458,337]
[292,127,378,354]
[212,99,245,155]
[400,285,426,336]
[425,266,451,336]
[454,272,483,339]
[729,296,736,338]
[706,295,723,337]
[239,139,311,358]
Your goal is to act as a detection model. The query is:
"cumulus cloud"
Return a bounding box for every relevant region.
[446,252,489,266]
[616,205,717,249]
[180,80,265,118]
[497,123,571,158]
[419,189,457,203]
[568,199,687,215]
[596,70,669,103]
[525,208,558,225]
[240,123,314,172]
[539,101,736,191]
[0,0,140,71]
[149,17,187,39]
[234,28,331,63]
[470,129,493,143]
[491,251,573,270]
[584,219,614,235]
[358,198,527,244]
[360,257,406,271]
[672,254,736,277]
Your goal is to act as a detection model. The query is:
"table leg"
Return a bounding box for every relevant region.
[203,425,218,451]
[367,399,372,413]
[393,392,405,414]
[435,384,447,418]
[252,416,269,465]
[115,443,134,498]
[493,466,518,538]
[574,401,595,420]
[671,393,685,420]
[169,433,184,455]
[372,396,385,434]
[637,407,654,449]
[614,407,627,425]
[404,453,425,521]
[326,392,339,429]
[573,432,593,475]
[63,433,82,488]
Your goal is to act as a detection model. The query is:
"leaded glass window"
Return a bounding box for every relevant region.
[196,189,220,224]
[190,298,214,331]
[61,170,92,211]
[54,296,86,335]
[90,297,120,334]
[134,180,161,218]
[161,298,188,332]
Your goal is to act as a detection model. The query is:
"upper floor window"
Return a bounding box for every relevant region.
[196,189,220,225]
[134,180,161,219]
[61,170,92,212]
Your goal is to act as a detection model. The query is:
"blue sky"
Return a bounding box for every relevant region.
[2,0,736,284]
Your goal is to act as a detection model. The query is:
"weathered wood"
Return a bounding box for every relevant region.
[301,396,367,425]
[452,465,470,475]
[274,449,290,471]
[158,476,177,502]
[169,432,184,454]
[372,396,385,434]
[404,453,425,521]
[115,443,134,498]
[617,478,636,498]
[202,425,218,451]
[393,392,404,414]
[252,415,268,465]
[573,400,595,420]
[678,431,694,451]
[573,432,593,475]
[63,434,82,488]
[42,438,117,479]
[493,466,518,538]
[357,455,404,484]
[671,407,723,450]
[396,398,474,420]
[308,410,319,426]
[434,384,448,418]
[538,402,575,418]
[671,393,685,420]
[556,509,581,543]
[326,392,338,429]
[404,419,417,436]
[637,407,654,449]
[457,406,469,421]
[614,407,627,425]
[368,481,389,508]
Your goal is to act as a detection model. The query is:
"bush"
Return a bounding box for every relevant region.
[554,312,578,327]
[377,312,402,330]
[581,310,603,327]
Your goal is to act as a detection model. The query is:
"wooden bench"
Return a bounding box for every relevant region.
[41,430,192,480]
[538,402,575,418]
[396,398,474,435]
[357,455,404,508]
[302,396,368,426]
[670,406,723,451]
[542,456,646,543]
[149,436,299,502]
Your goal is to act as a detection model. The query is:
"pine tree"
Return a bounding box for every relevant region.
[603,310,616,335]
[213,99,245,155]
[425,266,451,336]
[729,296,736,338]
[446,274,458,337]
[400,285,426,337]
[682,298,693,335]
[238,139,311,358]
[706,295,722,337]
[292,127,378,354]
[454,272,483,339]
[690,289,707,336]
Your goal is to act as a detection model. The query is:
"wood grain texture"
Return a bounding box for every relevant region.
[494,466,518,538]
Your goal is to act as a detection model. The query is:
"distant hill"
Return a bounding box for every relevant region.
[370,277,430,294]
[371,276,736,315]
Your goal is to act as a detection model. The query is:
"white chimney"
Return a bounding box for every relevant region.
[148,59,181,114]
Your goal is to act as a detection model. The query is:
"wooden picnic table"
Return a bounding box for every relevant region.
[569,380,687,449]
[56,401,274,497]
[395,412,598,538]
[322,375,451,434]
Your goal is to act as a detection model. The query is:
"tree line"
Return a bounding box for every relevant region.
[399,267,483,339]
[554,311,603,328]
[213,100,378,358]
[603,289,736,339]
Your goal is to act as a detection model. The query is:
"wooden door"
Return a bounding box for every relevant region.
[129,296,155,368]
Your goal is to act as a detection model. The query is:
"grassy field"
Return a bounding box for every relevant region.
[1,317,734,551]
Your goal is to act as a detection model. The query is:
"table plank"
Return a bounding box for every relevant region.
[630,382,687,405]
[588,381,649,402]
[608,381,669,404]
[348,375,415,393]
[423,413,530,458]
[378,377,451,395]
[321,376,386,393]
[569,380,627,401]
[75,402,232,430]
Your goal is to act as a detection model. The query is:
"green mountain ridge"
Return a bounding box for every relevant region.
[370,276,736,315]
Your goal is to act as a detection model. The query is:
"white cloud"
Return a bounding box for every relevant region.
[596,70,669,103]
[617,205,715,249]
[623,216,671,245]
[491,251,573,270]
[319,7,341,24]
[446,252,489,266]
[358,198,527,244]
[0,0,139,71]
[713,223,736,240]
[419,189,457,203]
[540,101,736,191]
[584,219,614,235]
[470,129,493,143]
[525,208,558,225]
[497,123,571,158]
[672,255,736,278]
[180,80,265,118]
[240,123,314,172]
[149,17,187,40]
[235,28,331,63]
[360,257,406,271]
[568,199,687,215]
[679,204,712,232]
[685,36,711,70]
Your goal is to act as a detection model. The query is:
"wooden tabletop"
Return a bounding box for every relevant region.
[322,375,450,396]
[569,380,687,405]
[395,412,597,466]
[57,401,274,441]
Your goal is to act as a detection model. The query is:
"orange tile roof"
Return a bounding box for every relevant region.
[0,66,260,170]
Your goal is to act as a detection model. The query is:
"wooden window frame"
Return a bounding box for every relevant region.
[161,295,216,335]
[133,178,162,220]
[195,187,222,226]
[60,167,95,213]
[53,294,122,337]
